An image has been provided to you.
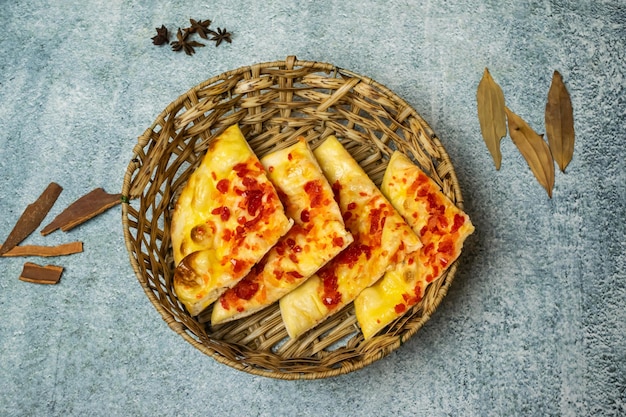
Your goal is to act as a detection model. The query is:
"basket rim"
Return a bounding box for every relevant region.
[121,55,465,380]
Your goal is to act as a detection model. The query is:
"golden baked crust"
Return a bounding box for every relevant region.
[279,137,422,339]
[355,151,475,339]
[170,125,292,316]
[211,139,352,325]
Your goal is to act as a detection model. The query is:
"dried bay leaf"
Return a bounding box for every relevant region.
[545,70,575,172]
[505,107,555,197]
[477,68,507,170]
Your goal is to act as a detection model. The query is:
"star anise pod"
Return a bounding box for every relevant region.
[209,27,232,47]
[187,18,212,39]
[170,28,205,56]
[151,25,169,45]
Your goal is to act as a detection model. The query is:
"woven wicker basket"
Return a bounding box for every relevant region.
[122,56,465,379]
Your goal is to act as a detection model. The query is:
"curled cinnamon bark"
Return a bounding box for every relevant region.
[1,242,83,257]
[41,188,121,235]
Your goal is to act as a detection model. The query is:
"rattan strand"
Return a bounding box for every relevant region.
[121,56,466,380]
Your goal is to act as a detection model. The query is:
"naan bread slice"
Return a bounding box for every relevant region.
[171,125,293,316]
[211,139,353,325]
[355,151,475,339]
[279,136,422,339]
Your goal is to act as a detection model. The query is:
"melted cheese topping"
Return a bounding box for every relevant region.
[211,139,353,325]
[279,137,422,339]
[171,125,293,316]
[355,151,475,339]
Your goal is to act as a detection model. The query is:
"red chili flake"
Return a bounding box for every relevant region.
[244,212,262,229]
[288,153,293,161]
[300,209,310,223]
[347,202,357,211]
[304,180,324,208]
[275,241,286,256]
[246,189,263,215]
[216,179,229,194]
[221,207,231,221]
[231,258,248,274]
[320,269,341,308]
[289,253,299,264]
[370,208,382,234]
[237,216,246,225]
[211,206,230,221]
[268,166,274,173]
[222,228,232,241]
[362,245,372,260]
[432,265,440,278]
[423,243,435,254]
[293,245,302,253]
[338,244,371,268]
[234,278,259,300]
[394,303,407,314]
[451,214,465,233]
[343,211,352,222]
[273,269,284,280]
[287,271,303,279]
[408,256,415,265]
[219,295,231,310]
[233,162,252,178]
[438,239,454,255]
[427,193,438,211]
[427,216,439,234]
[438,215,449,229]
[286,238,296,248]
[242,176,258,189]
[420,226,428,236]
[211,171,217,180]
[332,237,344,247]
[413,283,423,301]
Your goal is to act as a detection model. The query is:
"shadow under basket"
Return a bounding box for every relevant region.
[121,56,466,380]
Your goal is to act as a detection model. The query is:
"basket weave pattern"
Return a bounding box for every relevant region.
[122,56,465,379]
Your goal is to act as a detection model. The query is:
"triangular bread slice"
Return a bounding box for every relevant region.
[211,138,353,325]
[279,137,422,339]
[171,125,293,316]
[355,151,475,339]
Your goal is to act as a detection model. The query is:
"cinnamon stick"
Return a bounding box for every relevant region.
[1,241,83,257]
[0,182,63,255]
[19,262,64,285]
[41,188,122,235]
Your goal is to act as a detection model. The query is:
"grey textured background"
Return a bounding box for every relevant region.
[1,0,625,416]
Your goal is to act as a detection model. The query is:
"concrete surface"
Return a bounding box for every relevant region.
[1,0,624,416]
